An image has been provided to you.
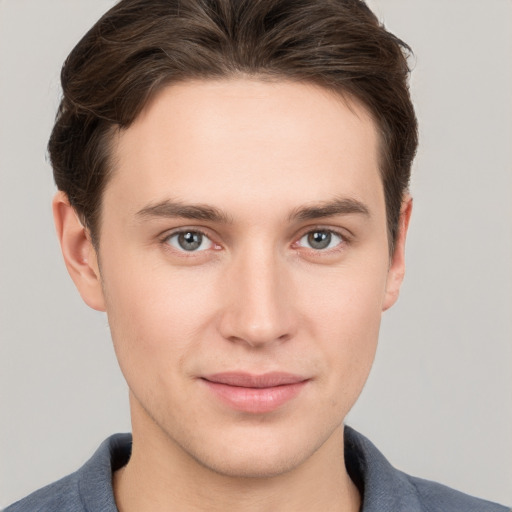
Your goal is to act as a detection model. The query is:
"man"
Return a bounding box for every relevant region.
[4,0,510,511]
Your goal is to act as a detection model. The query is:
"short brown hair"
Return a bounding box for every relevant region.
[49,0,418,251]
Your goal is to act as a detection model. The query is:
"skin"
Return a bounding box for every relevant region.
[54,78,412,512]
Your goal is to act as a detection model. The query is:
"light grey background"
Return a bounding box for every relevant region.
[1,0,511,507]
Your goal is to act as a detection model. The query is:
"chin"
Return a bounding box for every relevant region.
[181,422,337,480]
[194,444,310,479]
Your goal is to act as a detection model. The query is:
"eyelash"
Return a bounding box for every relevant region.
[160,227,349,255]
[161,229,218,254]
[295,228,347,252]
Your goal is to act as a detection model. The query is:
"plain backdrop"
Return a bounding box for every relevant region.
[1,0,511,507]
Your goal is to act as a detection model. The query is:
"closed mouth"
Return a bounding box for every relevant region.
[200,372,310,413]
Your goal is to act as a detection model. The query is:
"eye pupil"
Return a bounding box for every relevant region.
[307,231,331,249]
[178,231,202,251]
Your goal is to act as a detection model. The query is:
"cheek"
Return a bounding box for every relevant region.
[300,253,388,333]
[296,258,388,386]
[100,254,220,376]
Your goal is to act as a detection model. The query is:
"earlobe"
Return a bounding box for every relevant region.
[52,191,106,312]
[382,195,413,312]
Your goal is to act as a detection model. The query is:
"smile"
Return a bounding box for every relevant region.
[201,372,309,414]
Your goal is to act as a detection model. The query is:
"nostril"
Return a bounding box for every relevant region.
[221,321,293,348]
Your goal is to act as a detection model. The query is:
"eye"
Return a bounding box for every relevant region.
[165,230,213,252]
[298,230,344,250]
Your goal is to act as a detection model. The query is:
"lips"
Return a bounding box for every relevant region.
[201,372,309,414]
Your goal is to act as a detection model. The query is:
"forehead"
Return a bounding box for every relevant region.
[106,78,383,219]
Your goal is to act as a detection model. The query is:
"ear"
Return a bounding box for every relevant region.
[52,191,106,311]
[382,195,413,311]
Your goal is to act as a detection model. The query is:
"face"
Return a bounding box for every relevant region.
[59,79,409,478]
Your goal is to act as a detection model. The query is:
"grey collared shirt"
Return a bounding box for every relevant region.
[4,427,510,511]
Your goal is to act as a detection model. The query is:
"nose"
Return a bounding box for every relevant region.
[218,246,297,348]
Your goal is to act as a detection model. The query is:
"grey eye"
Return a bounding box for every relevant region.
[166,231,212,252]
[299,230,343,250]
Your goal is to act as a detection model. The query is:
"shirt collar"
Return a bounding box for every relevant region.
[344,425,423,512]
[79,428,423,512]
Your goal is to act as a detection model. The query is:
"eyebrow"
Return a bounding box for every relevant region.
[135,196,370,224]
[136,200,232,224]
[288,197,370,222]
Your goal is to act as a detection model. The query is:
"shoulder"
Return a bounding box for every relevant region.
[404,472,510,512]
[3,473,83,512]
[344,425,510,512]
[4,434,131,512]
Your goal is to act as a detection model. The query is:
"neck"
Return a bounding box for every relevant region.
[114,399,361,512]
